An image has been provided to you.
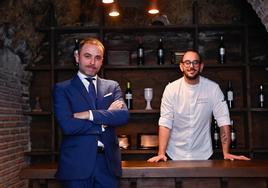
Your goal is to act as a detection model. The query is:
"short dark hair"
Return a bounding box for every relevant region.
[181,49,202,63]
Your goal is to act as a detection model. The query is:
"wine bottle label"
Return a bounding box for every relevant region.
[125,93,132,99]
[260,94,264,102]
[220,48,225,55]
[214,133,219,140]
[231,132,236,141]
[227,91,233,100]
[138,48,143,57]
[158,49,163,57]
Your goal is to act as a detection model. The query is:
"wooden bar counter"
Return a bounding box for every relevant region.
[20,160,268,188]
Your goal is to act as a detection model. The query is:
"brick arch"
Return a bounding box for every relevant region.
[247,0,268,31]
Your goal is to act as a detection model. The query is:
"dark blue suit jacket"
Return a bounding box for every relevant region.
[53,75,129,180]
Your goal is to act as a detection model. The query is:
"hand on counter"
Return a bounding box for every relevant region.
[220,126,251,161]
[147,153,251,162]
[147,154,167,162]
[224,153,251,161]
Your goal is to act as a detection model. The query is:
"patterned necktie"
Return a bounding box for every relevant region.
[86,77,97,108]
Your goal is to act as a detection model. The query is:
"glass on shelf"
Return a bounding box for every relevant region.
[118,135,130,149]
[144,88,153,110]
[32,96,43,112]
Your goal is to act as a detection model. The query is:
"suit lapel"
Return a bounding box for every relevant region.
[96,77,104,109]
[71,75,96,109]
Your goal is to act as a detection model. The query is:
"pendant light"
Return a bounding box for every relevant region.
[108,2,120,17]
[148,0,159,14]
[102,0,114,4]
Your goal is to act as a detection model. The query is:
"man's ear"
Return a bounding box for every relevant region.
[179,63,184,72]
[74,51,79,65]
[199,63,204,73]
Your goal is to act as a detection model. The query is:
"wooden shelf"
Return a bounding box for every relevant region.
[36,24,249,34]
[252,149,268,153]
[26,150,58,156]
[26,62,249,71]
[250,108,268,112]
[104,64,247,70]
[25,64,51,71]
[23,111,51,116]
[37,26,100,33]
[213,149,250,153]
[248,63,268,67]
[120,149,157,154]
[54,64,78,70]
[197,24,245,30]
[104,64,179,70]
[229,108,248,112]
[27,149,157,156]
[129,109,160,114]
[204,64,246,68]
[103,25,196,33]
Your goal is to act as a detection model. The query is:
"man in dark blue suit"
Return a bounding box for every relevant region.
[53,37,129,188]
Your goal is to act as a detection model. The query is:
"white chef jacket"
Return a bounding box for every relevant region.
[159,76,230,160]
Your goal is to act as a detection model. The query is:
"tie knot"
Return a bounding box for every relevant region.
[86,77,95,83]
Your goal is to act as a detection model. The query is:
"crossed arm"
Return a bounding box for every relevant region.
[73,100,125,120]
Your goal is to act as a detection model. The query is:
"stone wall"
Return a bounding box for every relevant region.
[247,0,268,31]
[0,23,32,187]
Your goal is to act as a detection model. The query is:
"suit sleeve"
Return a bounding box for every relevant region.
[91,81,129,127]
[53,84,102,136]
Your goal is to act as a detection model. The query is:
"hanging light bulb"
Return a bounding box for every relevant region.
[148,0,159,14]
[102,0,114,4]
[108,2,120,17]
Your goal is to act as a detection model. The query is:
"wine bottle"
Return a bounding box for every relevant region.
[213,119,220,149]
[259,84,265,108]
[157,38,164,65]
[125,81,133,109]
[230,120,237,149]
[137,38,145,65]
[218,35,226,64]
[73,39,79,66]
[227,80,234,109]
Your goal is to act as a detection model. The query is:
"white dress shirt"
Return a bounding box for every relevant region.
[159,76,230,160]
[77,71,97,121]
[77,71,104,147]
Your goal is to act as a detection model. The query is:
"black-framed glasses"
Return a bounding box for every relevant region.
[182,60,201,67]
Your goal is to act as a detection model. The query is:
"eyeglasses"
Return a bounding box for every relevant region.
[182,60,201,67]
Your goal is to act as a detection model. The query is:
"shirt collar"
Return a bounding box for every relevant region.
[77,71,97,81]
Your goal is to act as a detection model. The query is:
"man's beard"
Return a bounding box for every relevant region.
[183,69,200,80]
